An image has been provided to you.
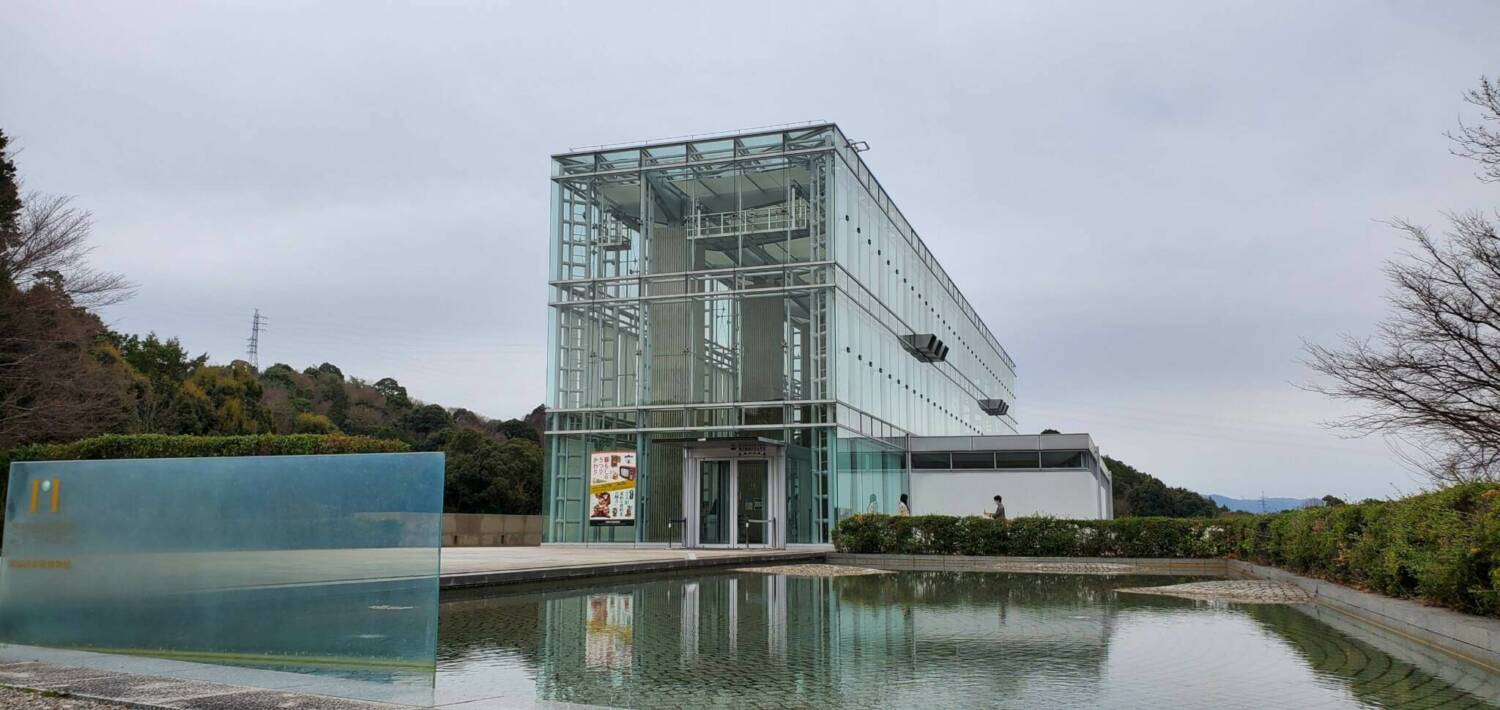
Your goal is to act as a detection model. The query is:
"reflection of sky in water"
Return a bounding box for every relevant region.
[434,571,1500,709]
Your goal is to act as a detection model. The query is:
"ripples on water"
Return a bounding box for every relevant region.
[435,571,1500,709]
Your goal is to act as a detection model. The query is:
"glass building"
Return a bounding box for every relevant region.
[545,123,1019,546]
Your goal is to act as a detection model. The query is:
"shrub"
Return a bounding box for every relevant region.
[832,483,1500,617]
[832,515,1231,558]
[2,433,406,467]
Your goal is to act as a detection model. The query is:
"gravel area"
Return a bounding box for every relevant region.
[1116,580,1314,604]
[735,563,894,577]
[0,687,132,709]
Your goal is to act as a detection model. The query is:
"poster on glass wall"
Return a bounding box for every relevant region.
[589,451,636,526]
[584,593,633,670]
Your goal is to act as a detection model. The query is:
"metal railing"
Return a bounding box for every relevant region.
[742,516,776,549]
[687,199,810,240]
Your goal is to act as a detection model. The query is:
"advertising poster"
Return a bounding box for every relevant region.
[589,451,636,526]
[584,593,633,671]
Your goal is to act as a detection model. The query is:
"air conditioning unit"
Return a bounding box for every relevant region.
[900,333,948,363]
[978,398,1010,417]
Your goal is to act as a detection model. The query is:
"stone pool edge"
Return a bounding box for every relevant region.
[830,552,1500,674]
[439,549,825,590]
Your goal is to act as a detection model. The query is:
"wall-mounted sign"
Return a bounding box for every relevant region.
[589,451,637,526]
[731,443,767,457]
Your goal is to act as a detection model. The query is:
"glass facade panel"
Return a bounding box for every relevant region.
[833,433,906,522]
[0,454,442,701]
[547,124,1013,543]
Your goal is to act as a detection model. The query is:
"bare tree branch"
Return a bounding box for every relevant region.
[3,192,135,308]
[1449,75,1500,183]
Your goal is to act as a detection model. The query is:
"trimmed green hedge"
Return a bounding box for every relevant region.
[2,433,407,469]
[833,514,1234,558]
[832,483,1500,617]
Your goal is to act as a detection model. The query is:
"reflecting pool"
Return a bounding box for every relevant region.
[434,570,1500,708]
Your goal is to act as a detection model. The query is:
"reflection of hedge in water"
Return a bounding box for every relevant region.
[835,483,1500,617]
[1245,604,1497,709]
[831,571,1196,609]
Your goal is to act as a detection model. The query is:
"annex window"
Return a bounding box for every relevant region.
[1040,450,1086,469]
[911,452,950,470]
[949,452,995,469]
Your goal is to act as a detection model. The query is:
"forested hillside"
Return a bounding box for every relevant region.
[0,127,543,514]
[1105,455,1226,517]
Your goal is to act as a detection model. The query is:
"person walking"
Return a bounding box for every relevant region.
[990,495,1006,520]
[898,493,912,517]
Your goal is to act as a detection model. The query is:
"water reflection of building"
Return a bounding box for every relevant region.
[445,572,1117,707]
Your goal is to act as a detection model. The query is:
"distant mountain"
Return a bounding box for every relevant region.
[1208,495,1323,513]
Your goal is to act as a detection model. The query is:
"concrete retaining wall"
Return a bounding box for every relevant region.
[827,553,1228,575]
[1229,560,1500,672]
[442,514,542,547]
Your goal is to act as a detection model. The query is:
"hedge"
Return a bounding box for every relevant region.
[2,433,408,467]
[832,482,1500,618]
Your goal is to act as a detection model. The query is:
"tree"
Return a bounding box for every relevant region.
[0,137,136,446]
[107,332,208,433]
[440,429,543,514]
[404,403,453,440]
[1305,74,1500,485]
[373,377,410,409]
[293,412,339,434]
[1321,495,1347,507]
[0,130,21,252]
[176,361,273,434]
[497,417,540,443]
[0,281,134,446]
[5,193,133,308]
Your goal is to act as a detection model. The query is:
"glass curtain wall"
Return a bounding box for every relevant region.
[546,123,1020,543]
[547,126,835,544]
[828,145,1017,438]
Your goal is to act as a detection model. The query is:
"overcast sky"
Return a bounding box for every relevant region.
[3,2,1497,500]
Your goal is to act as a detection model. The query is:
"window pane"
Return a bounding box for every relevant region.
[689,139,734,162]
[911,452,950,469]
[950,451,994,469]
[1040,450,1086,468]
[994,451,1040,469]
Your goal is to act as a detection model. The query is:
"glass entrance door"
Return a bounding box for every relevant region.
[699,460,731,545]
[694,458,775,548]
[736,460,769,547]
